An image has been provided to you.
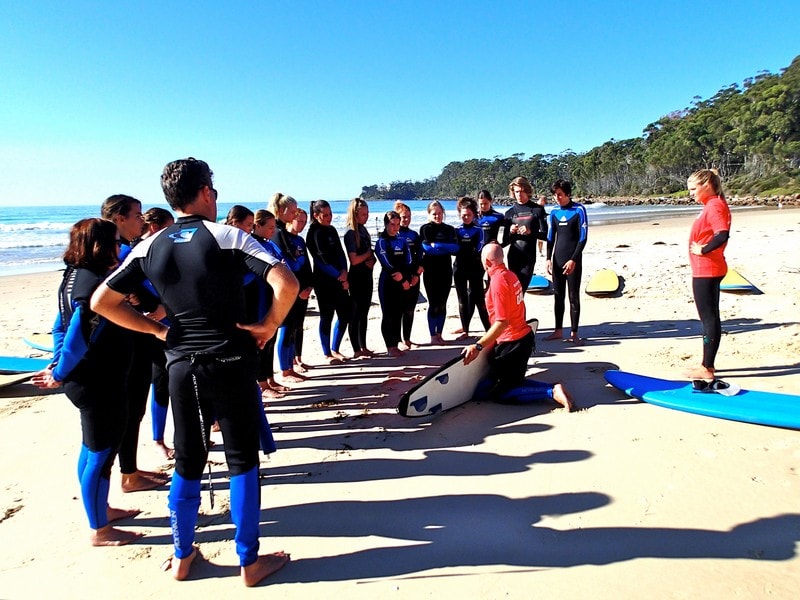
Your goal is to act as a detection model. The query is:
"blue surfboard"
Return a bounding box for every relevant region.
[605,370,800,430]
[527,275,551,293]
[0,356,52,374]
[23,332,54,353]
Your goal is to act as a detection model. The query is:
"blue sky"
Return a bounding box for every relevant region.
[1,0,798,206]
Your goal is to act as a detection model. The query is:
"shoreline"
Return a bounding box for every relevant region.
[1,209,799,597]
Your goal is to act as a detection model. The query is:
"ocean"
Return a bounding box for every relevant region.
[0,200,713,277]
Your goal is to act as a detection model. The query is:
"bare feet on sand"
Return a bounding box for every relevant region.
[331,350,349,362]
[280,369,307,383]
[552,383,574,412]
[91,524,142,546]
[107,507,141,522]
[122,471,168,493]
[544,330,563,341]
[387,347,405,358]
[161,546,200,581]
[400,340,419,351]
[323,355,343,365]
[242,552,290,587]
[683,365,715,380]
[564,333,584,346]
[430,334,445,345]
[261,387,285,400]
[293,359,309,373]
[154,440,175,460]
[454,332,470,341]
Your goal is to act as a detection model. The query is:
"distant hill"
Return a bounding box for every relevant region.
[361,55,800,200]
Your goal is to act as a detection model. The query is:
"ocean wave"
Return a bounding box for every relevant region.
[0,240,67,250]
[0,222,73,233]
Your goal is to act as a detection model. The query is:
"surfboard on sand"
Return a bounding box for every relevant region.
[527,275,551,293]
[720,269,761,294]
[604,370,800,430]
[23,332,54,353]
[585,269,620,296]
[0,356,52,374]
[398,319,539,418]
[0,372,34,389]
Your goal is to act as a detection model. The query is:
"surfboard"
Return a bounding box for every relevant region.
[23,332,54,353]
[398,319,538,417]
[604,370,800,430]
[527,275,551,293]
[0,356,52,374]
[720,269,761,293]
[0,372,34,389]
[585,269,620,296]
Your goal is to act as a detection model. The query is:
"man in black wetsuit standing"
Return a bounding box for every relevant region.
[502,176,548,290]
[91,157,298,586]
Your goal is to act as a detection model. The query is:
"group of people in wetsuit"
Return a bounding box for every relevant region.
[30,163,589,586]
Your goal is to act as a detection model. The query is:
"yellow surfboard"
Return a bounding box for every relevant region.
[720,269,760,293]
[585,269,620,296]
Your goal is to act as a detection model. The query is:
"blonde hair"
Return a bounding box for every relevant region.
[688,169,725,200]
[346,198,368,231]
[394,201,410,214]
[508,176,533,197]
[268,192,297,222]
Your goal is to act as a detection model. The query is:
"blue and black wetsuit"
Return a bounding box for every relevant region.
[306,220,352,356]
[52,265,133,530]
[454,221,490,332]
[547,200,588,334]
[375,229,414,349]
[502,201,548,290]
[397,225,422,343]
[343,224,373,353]
[248,234,284,382]
[107,215,280,567]
[271,220,310,370]
[478,208,504,244]
[420,222,458,337]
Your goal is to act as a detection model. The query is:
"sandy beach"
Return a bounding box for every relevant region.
[1,208,799,598]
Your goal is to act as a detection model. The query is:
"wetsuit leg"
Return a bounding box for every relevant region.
[496,379,554,404]
[401,283,419,341]
[230,466,261,567]
[293,298,309,360]
[315,282,336,356]
[256,339,276,383]
[151,344,170,441]
[118,332,154,475]
[508,247,535,290]
[423,263,452,336]
[470,270,491,330]
[453,265,472,332]
[168,472,202,558]
[551,264,568,331]
[331,287,353,353]
[379,274,402,349]
[348,270,371,352]
[693,276,724,369]
[566,259,583,334]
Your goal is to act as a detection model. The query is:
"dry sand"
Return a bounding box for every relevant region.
[1,208,799,598]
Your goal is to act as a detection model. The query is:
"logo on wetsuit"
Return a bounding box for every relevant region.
[168,228,198,244]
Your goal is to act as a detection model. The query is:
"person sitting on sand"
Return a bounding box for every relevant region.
[462,242,573,411]
[32,218,143,546]
[91,158,297,586]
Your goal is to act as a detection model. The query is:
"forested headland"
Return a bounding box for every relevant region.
[361,55,800,203]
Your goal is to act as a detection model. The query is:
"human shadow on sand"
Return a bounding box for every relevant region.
[257,494,800,583]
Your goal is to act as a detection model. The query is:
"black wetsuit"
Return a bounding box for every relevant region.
[306,221,352,356]
[454,221,490,332]
[272,220,311,367]
[547,201,588,334]
[502,201,548,290]
[376,230,414,349]
[344,224,373,353]
[397,226,422,342]
[420,222,458,337]
[106,215,280,566]
[478,208,504,244]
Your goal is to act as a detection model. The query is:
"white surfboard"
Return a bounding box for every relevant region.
[397,319,538,417]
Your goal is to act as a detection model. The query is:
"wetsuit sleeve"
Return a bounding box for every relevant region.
[701,230,729,254]
[570,204,589,262]
[51,303,92,382]
[51,311,65,366]
[308,227,342,279]
[500,207,513,247]
[546,211,556,260]
[375,238,394,271]
[535,205,549,242]
[343,230,357,254]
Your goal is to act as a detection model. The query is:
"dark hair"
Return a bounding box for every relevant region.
[456,196,478,217]
[142,207,173,227]
[550,179,572,196]
[383,210,400,226]
[478,190,492,201]
[101,194,141,220]
[225,205,254,226]
[62,218,119,274]
[309,199,331,217]
[160,157,214,211]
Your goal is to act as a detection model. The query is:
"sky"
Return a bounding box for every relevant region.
[1,0,798,207]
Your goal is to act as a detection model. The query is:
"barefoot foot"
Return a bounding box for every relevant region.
[161,546,199,581]
[107,507,141,522]
[544,330,563,341]
[154,440,175,460]
[387,347,406,358]
[242,552,290,587]
[683,365,715,380]
[122,471,167,493]
[91,524,142,546]
[552,383,574,412]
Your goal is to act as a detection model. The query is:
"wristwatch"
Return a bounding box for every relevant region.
[474,342,483,352]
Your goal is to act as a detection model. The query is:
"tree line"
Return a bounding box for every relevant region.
[361,55,800,200]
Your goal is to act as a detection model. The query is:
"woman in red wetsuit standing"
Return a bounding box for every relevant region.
[685,169,731,382]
